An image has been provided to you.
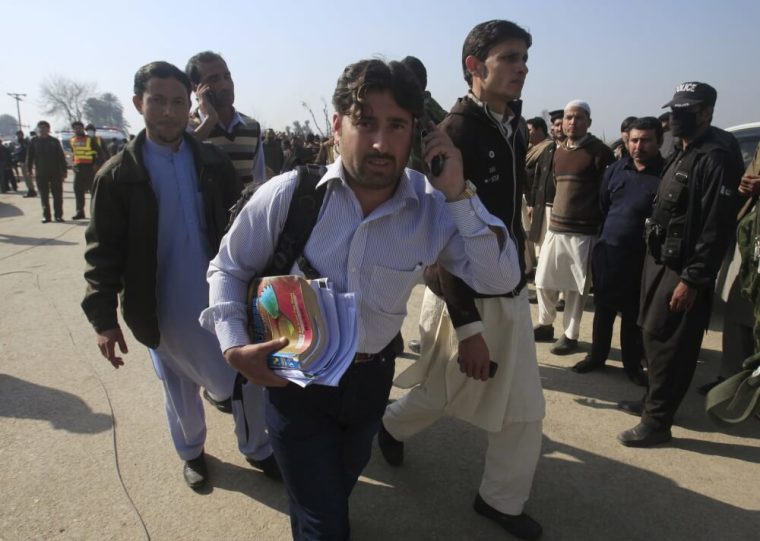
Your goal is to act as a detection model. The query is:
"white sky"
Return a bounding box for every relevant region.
[3,0,759,140]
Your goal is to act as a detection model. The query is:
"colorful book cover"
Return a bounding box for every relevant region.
[248,276,320,371]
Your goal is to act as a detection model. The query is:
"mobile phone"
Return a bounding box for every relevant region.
[489,361,498,378]
[421,129,445,177]
[205,90,217,107]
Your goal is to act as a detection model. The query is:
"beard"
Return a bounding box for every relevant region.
[146,119,185,147]
[347,152,406,190]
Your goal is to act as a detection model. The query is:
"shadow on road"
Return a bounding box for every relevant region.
[353,423,760,540]
[0,373,111,434]
[0,233,78,246]
[0,201,24,218]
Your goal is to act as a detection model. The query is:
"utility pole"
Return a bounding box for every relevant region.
[7,93,27,131]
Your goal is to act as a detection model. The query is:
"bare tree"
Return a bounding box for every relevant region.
[39,75,95,125]
[302,101,325,137]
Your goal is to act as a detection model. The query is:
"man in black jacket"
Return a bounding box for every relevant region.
[81,61,277,488]
[618,82,744,447]
[26,121,67,222]
[381,20,544,541]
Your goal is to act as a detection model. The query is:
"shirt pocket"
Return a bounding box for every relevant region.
[368,263,424,315]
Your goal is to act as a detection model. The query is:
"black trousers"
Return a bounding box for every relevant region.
[590,299,644,374]
[36,175,63,220]
[73,165,94,214]
[642,297,708,430]
[265,345,396,540]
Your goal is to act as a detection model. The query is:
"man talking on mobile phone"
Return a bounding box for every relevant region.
[380,20,545,540]
[186,51,266,188]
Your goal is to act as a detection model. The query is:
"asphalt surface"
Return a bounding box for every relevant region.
[1,178,759,540]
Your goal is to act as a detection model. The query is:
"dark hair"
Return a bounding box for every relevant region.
[461,20,532,87]
[71,120,84,128]
[401,55,427,90]
[185,51,225,85]
[85,123,95,131]
[628,116,663,144]
[134,61,191,98]
[332,59,423,120]
[527,117,547,135]
[658,112,670,122]
[36,120,50,129]
[620,116,638,133]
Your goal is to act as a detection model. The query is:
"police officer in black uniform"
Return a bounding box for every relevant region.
[617,82,744,447]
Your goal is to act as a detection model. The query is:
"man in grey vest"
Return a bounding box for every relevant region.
[186,51,266,187]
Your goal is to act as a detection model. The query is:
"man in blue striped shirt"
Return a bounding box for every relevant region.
[203,59,520,540]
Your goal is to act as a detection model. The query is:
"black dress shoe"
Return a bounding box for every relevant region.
[183,452,208,489]
[617,399,644,417]
[377,422,404,466]
[550,335,578,355]
[528,290,538,304]
[533,324,553,342]
[473,493,542,540]
[408,339,421,354]
[202,389,233,414]
[54,217,64,222]
[571,356,604,373]
[23,191,37,198]
[618,422,672,447]
[71,212,85,220]
[246,453,282,480]
[555,299,565,312]
[41,217,51,223]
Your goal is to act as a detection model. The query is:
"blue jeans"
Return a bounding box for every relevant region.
[265,347,396,540]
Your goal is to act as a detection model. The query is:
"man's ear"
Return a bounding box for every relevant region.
[331,112,342,141]
[465,55,485,80]
[132,95,143,114]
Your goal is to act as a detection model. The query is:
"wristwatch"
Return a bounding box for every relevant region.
[452,180,477,201]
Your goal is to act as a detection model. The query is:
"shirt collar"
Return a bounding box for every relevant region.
[467,91,517,131]
[623,154,665,175]
[143,134,188,158]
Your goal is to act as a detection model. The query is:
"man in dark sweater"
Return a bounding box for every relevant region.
[571,117,664,384]
[25,120,67,223]
[534,101,615,354]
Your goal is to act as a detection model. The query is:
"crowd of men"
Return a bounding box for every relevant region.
[1,16,754,541]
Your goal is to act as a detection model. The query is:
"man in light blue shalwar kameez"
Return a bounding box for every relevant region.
[81,61,278,489]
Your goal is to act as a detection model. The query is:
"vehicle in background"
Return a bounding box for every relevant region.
[725,122,760,169]
[56,126,129,168]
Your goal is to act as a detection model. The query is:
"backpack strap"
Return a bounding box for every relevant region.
[233,163,327,442]
[265,164,327,277]
[705,351,760,427]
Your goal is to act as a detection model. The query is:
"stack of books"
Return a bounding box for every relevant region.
[248,275,358,387]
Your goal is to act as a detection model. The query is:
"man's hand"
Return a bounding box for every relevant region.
[224,338,290,388]
[422,123,465,201]
[739,175,760,197]
[669,281,697,312]
[457,333,491,381]
[195,83,219,122]
[97,328,129,368]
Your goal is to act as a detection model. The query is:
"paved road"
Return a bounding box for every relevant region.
[1,179,758,540]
